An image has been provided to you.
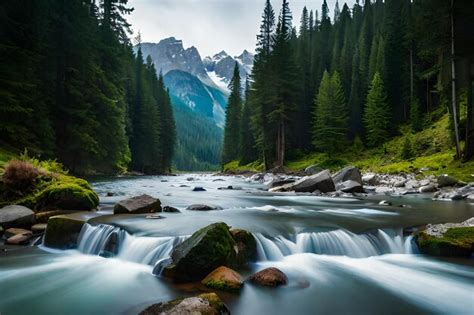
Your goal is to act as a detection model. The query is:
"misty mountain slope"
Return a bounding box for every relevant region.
[171,95,222,171]
[163,70,227,124]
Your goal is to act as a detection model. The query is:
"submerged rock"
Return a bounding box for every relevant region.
[248,267,288,287]
[43,214,87,249]
[271,170,335,193]
[162,206,180,213]
[0,205,35,229]
[113,194,161,214]
[163,222,236,282]
[139,293,230,315]
[416,218,474,257]
[202,266,243,291]
[333,166,363,185]
[186,204,223,211]
[378,200,392,206]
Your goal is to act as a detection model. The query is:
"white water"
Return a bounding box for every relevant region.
[77,224,187,266]
[254,228,416,260]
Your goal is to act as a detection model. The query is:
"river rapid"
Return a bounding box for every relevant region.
[1,174,473,315]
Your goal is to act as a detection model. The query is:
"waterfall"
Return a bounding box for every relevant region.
[77,224,187,266]
[254,229,416,260]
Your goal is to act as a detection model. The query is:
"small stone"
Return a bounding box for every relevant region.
[5,228,33,239]
[186,204,222,211]
[379,200,392,206]
[106,192,114,197]
[248,267,288,287]
[394,179,408,188]
[6,233,32,245]
[362,174,379,186]
[162,206,180,213]
[202,266,243,291]
[145,214,163,219]
[31,223,47,234]
[192,186,206,191]
[419,184,437,193]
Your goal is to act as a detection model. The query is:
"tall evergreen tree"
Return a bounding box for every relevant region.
[364,72,390,147]
[239,78,258,164]
[312,71,348,154]
[222,62,242,164]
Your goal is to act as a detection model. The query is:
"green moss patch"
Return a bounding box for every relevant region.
[417,227,474,257]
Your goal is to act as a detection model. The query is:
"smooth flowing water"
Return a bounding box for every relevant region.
[1,174,473,315]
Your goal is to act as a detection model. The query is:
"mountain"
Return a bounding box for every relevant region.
[163,70,227,126]
[136,37,252,170]
[203,50,254,89]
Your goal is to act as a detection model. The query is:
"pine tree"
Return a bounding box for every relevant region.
[222,62,242,164]
[312,71,348,154]
[239,78,258,164]
[364,72,390,147]
[269,0,298,167]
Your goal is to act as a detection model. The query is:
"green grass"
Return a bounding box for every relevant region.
[226,113,474,182]
[223,160,265,173]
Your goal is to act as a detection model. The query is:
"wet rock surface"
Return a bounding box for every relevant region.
[139,293,230,315]
[113,194,161,214]
[247,267,288,287]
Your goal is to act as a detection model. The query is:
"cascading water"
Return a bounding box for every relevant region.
[253,228,416,260]
[77,224,188,266]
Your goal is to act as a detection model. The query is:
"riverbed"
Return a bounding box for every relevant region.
[1,174,473,314]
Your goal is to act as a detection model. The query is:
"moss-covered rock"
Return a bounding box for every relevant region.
[202,266,243,292]
[164,222,237,282]
[0,160,98,211]
[230,228,257,265]
[34,179,99,211]
[417,227,474,257]
[43,214,87,249]
[139,292,230,315]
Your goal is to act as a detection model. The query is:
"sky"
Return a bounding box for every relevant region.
[128,0,356,58]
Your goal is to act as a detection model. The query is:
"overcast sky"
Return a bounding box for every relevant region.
[128,0,356,58]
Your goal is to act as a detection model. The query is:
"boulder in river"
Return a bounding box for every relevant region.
[267,178,296,188]
[362,173,379,186]
[139,293,229,315]
[0,205,35,229]
[416,217,474,257]
[247,267,288,287]
[437,175,459,188]
[113,194,161,214]
[43,213,87,249]
[333,166,363,185]
[202,266,243,291]
[186,204,223,211]
[230,228,257,265]
[271,170,335,193]
[193,186,206,191]
[163,222,236,282]
[337,180,364,193]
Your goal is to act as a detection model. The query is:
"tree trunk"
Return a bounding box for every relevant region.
[450,0,461,159]
[464,59,474,160]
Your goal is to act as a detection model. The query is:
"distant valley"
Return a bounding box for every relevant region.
[136,38,253,170]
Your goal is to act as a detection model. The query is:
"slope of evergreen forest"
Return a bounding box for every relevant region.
[222,0,474,179]
[0,0,176,175]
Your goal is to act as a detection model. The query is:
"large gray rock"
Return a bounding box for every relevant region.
[0,205,35,229]
[419,184,437,193]
[337,180,364,193]
[267,178,295,188]
[437,175,459,188]
[304,165,323,175]
[139,293,230,315]
[362,173,379,186]
[113,194,161,214]
[333,166,363,185]
[272,170,336,193]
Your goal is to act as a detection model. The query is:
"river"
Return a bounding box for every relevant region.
[1,174,473,314]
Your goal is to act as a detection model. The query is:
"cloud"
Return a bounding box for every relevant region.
[128,0,355,57]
